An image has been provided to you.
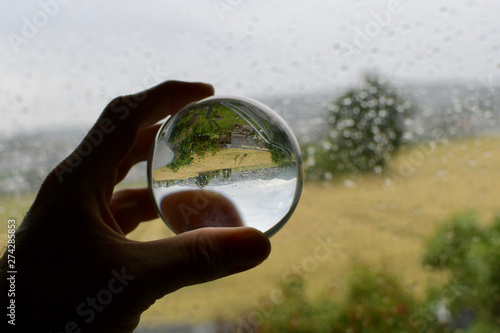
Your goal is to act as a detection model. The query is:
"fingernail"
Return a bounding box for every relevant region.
[230,230,271,267]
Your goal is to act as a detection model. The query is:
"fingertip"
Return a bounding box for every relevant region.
[195,82,215,96]
[181,81,215,105]
[228,228,271,268]
[163,80,214,98]
[150,80,214,115]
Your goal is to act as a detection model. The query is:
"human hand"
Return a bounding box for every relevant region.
[0,81,271,332]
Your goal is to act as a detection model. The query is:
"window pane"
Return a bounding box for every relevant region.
[1,1,499,331]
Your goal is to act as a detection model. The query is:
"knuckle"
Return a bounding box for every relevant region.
[107,95,128,107]
[106,95,134,111]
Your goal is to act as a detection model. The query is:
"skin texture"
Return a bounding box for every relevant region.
[0,81,271,332]
[160,190,244,234]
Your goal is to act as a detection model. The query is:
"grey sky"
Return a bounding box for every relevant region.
[1,0,499,137]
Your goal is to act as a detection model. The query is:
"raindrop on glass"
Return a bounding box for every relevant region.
[148,96,303,236]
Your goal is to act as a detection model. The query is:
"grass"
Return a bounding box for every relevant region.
[0,193,36,236]
[1,136,499,327]
[152,147,274,181]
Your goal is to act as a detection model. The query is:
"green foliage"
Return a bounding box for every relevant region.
[339,264,421,332]
[465,321,500,333]
[270,144,292,167]
[423,211,487,271]
[254,276,339,332]
[257,276,342,332]
[168,104,225,172]
[195,171,212,188]
[255,265,437,333]
[423,211,500,329]
[169,133,221,173]
[304,73,413,180]
[301,142,344,181]
[194,169,232,188]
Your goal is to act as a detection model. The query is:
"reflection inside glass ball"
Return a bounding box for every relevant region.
[148,96,303,237]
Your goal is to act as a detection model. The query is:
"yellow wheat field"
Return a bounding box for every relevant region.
[1,136,499,327]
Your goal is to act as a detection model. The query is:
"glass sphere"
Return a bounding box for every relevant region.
[147,96,303,237]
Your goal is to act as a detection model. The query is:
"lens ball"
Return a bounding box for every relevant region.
[148,96,303,237]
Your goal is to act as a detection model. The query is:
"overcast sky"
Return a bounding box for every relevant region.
[1,0,499,137]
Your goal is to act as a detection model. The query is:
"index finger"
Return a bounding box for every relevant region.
[56,81,214,197]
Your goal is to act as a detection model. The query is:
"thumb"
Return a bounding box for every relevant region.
[133,227,271,301]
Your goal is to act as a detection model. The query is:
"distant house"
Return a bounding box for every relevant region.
[225,124,268,150]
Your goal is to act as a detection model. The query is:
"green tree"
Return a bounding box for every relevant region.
[304,73,413,179]
[270,144,290,167]
[423,211,500,330]
[252,265,433,333]
[168,104,224,172]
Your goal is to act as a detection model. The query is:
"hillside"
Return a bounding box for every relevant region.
[1,136,499,328]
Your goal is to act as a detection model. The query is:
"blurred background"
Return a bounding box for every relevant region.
[1,0,499,332]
